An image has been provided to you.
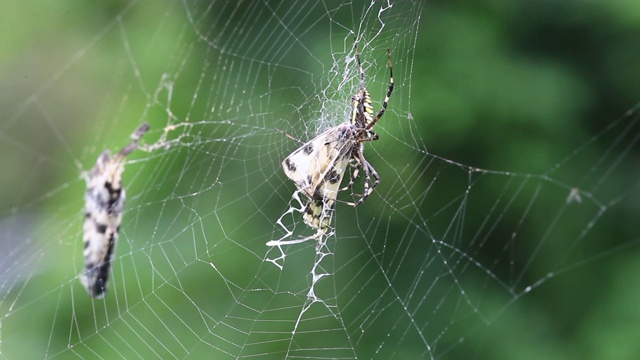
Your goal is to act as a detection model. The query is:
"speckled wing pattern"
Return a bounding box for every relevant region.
[80,122,149,299]
[281,123,356,232]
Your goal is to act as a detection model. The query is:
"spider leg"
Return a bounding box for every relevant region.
[340,128,380,205]
[366,49,394,130]
[366,161,380,196]
[340,159,360,192]
[353,160,378,207]
[343,148,379,207]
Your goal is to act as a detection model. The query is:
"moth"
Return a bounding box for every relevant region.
[80,122,149,298]
[282,124,356,235]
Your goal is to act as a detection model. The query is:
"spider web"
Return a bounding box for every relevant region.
[2,1,640,359]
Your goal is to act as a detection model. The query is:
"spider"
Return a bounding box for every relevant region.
[278,42,394,236]
[340,43,394,206]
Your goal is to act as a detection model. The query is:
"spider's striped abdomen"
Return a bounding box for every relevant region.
[351,89,374,127]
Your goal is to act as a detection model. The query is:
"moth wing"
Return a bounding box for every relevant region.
[282,126,346,196]
[302,156,350,230]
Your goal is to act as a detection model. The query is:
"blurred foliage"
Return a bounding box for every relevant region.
[1,0,639,359]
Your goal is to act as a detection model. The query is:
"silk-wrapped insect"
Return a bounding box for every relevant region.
[80,122,149,299]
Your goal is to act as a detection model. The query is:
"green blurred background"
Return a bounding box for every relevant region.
[1,1,640,359]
